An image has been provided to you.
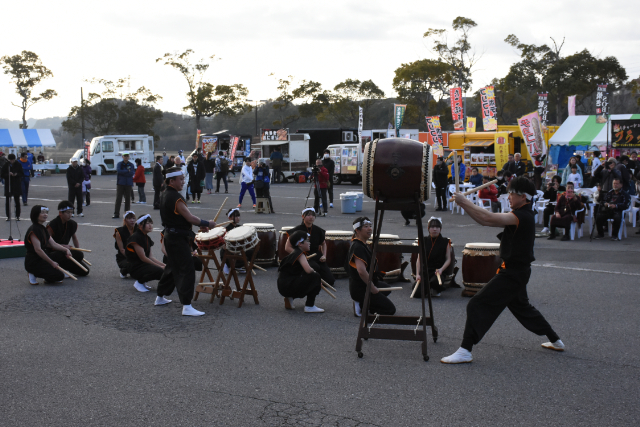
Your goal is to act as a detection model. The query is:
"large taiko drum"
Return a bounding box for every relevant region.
[244,223,277,266]
[325,230,353,276]
[461,243,502,297]
[367,234,402,280]
[225,226,259,255]
[362,138,432,201]
[410,238,457,286]
[195,227,226,251]
[277,226,294,263]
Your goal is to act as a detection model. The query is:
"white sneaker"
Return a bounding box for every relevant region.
[304,305,325,313]
[541,227,549,234]
[182,305,205,316]
[63,272,70,279]
[71,214,75,217]
[154,296,172,306]
[133,281,149,292]
[139,201,147,204]
[431,289,441,297]
[78,213,84,217]
[541,339,565,351]
[223,264,230,275]
[330,203,333,208]
[353,301,361,317]
[120,273,127,279]
[441,347,473,364]
[28,273,38,285]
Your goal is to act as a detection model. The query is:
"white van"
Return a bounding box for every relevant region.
[77,135,154,174]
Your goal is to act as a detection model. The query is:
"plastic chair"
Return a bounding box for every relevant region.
[535,199,549,225]
[478,198,492,212]
[627,196,639,227]
[498,194,511,213]
[432,182,437,208]
[608,206,631,239]
[570,208,585,240]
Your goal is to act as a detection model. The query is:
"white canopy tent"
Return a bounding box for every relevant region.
[0,129,57,147]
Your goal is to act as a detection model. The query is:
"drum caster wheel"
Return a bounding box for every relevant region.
[357,352,363,358]
[423,355,429,362]
[433,337,438,343]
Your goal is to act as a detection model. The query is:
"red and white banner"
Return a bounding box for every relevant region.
[517,111,546,158]
[449,87,464,130]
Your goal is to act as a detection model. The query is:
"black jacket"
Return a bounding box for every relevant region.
[433,163,449,187]
[322,157,335,179]
[502,161,517,174]
[514,161,527,177]
[153,162,163,188]
[187,160,206,192]
[66,164,84,187]
[1,161,24,196]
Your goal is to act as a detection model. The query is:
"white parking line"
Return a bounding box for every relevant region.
[532,263,640,277]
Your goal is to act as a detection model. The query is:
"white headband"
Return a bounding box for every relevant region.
[508,190,533,200]
[40,207,49,212]
[296,233,311,246]
[124,211,136,218]
[166,171,183,178]
[136,214,151,224]
[353,219,372,230]
[227,208,240,218]
[59,206,73,212]
[428,216,442,224]
[301,207,315,216]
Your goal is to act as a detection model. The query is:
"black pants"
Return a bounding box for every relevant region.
[550,214,573,236]
[114,185,132,215]
[136,183,146,203]
[216,173,228,192]
[68,185,83,214]
[314,188,328,214]
[596,211,622,237]
[309,259,335,286]
[25,255,65,283]
[272,166,281,183]
[192,190,202,201]
[153,186,161,209]
[352,281,396,315]
[461,267,559,352]
[129,262,164,284]
[277,271,321,307]
[327,180,334,203]
[543,205,555,228]
[116,253,131,276]
[157,232,195,305]
[5,194,20,218]
[435,185,447,210]
[49,250,89,276]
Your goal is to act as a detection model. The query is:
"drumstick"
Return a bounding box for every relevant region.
[320,279,336,292]
[449,179,498,202]
[70,247,91,253]
[435,271,442,285]
[379,287,403,292]
[68,257,88,273]
[213,197,228,223]
[384,269,401,276]
[213,220,232,228]
[306,253,317,259]
[410,278,421,298]
[82,258,92,266]
[252,269,257,276]
[253,264,267,272]
[57,266,77,281]
[453,151,460,194]
[321,284,337,299]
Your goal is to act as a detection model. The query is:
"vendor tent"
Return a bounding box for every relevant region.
[0,129,57,147]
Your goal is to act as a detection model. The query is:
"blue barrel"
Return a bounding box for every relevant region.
[340,193,357,214]
[346,192,364,211]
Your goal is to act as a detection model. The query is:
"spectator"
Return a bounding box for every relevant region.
[162,151,168,166]
[238,157,256,208]
[26,150,35,176]
[566,165,583,189]
[133,158,146,204]
[177,150,186,163]
[513,153,527,177]
[469,167,483,187]
[113,153,135,219]
[152,155,163,210]
[595,178,630,241]
[450,157,465,183]
[82,159,92,207]
[313,159,329,216]
[66,158,84,217]
[433,157,449,211]
[547,182,583,241]
[590,151,602,187]
[204,151,215,194]
[540,175,564,233]
[1,153,23,220]
[37,151,45,163]
[561,156,583,186]
[253,161,275,213]
[187,153,205,203]
[18,152,32,206]
[322,149,335,208]
[615,155,632,194]
[533,154,546,190]
[270,146,283,183]
[501,154,516,174]
[594,158,619,192]
[0,152,7,185]
[215,151,229,193]
[166,155,175,169]
[478,175,499,212]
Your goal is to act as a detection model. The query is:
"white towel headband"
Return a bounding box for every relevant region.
[296,233,311,246]
[353,219,372,230]
[124,211,136,218]
[166,171,183,178]
[59,206,73,212]
[227,208,240,218]
[301,207,315,216]
[508,189,533,200]
[136,214,151,224]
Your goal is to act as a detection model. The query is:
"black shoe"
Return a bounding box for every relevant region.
[23,202,28,206]
[5,218,9,221]
[611,237,620,241]
[404,219,410,226]
[547,234,556,240]
[15,217,20,221]
[635,229,640,235]
[112,214,120,219]
[560,235,570,241]
[215,190,219,193]
[225,191,228,193]
[593,234,605,239]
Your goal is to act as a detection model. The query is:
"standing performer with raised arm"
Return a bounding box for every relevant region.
[441,176,564,364]
[156,167,216,316]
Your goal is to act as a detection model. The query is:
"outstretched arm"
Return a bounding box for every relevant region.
[453,192,518,227]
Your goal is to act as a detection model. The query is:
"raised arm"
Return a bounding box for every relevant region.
[453,192,518,227]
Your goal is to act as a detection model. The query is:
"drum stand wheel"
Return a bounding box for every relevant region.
[357,351,364,359]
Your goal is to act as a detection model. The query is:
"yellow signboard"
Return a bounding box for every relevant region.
[494,131,510,170]
[466,117,477,132]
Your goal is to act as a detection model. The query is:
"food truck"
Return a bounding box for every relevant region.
[254,131,312,182]
[81,135,154,175]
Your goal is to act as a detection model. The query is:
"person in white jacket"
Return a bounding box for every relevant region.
[238,157,256,208]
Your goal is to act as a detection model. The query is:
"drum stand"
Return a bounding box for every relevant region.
[355,192,437,362]
[194,247,224,303]
[218,242,261,308]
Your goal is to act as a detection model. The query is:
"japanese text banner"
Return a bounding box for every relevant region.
[480,86,498,131]
[394,104,406,132]
[494,132,510,170]
[450,87,464,130]
[425,116,444,157]
[612,120,640,149]
[517,111,546,158]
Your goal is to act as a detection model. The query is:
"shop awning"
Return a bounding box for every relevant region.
[463,140,494,147]
[255,141,288,146]
[549,114,640,146]
[0,129,57,147]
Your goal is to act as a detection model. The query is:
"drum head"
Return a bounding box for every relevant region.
[225,225,257,242]
[196,227,226,241]
[465,243,500,249]
[326,230,354,239]
[244,223,275,231]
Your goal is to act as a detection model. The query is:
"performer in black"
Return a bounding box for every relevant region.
[432,156,449,211]
[414,216,451,297]
[113,211,136,278]
[46,200,90,276]
[277,230,323,313]
[346,217,396,317]
[442,177,564,364]
[1,153,24,221]
[156,167,216,316]
[285,208,336,288]
[125,214,165,293]
[24,205,72,285]
[159,231,202,272]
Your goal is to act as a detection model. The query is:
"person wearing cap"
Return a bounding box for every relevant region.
[433,156,449,211]
[24,205,73,285]
[277,230,324,313]
[414,217,452,297]
[238,157,257,208]
[126,214,165,293]
[347,216,396,318]
[113,153,136,219]
[177,150,186,164]
[441,176,564,364]
[114,211,136,278]
[46,201,90,276]
[66,157,85,217]
[19,152,32,206]
[1,153,24,221]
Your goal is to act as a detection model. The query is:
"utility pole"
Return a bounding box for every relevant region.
[81,87,86,155]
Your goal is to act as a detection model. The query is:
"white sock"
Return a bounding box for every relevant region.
[154,296,172,305]
[441,347,473,364]
[133,281,149,292]
[182,304,205,316]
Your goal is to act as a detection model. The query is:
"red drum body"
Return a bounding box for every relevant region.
[461,243,501,297]
[277,226,294,263]
[410,238,457,285]
[362,138,432,201]
[244,223,277,266]
[325,231,353,276]
[195,228,226,251]
[368,234,402,280]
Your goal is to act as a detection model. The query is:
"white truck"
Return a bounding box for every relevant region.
[255,133,311,182]
[70,135,154,174]
[326,143,363,185]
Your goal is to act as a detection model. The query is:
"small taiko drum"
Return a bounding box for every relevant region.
[362,138,432,201]
[195,227,226,251]
[225,226,259,255]
[368,234,402,280]
[461,243,501,297]
[410,238,457,285]
[325,230,353,276]
[277,226,294,263]
[244,223,277,266]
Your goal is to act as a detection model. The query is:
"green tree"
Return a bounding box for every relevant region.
[156,49,250,139]
[316,78,385,127]
[270,75,323,128]
[1,50,57,128]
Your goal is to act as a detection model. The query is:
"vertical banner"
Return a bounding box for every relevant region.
[229,136,240,164]
[449,87,464,130]
[358,106,363,151]
[394,104,406,133]
[195,129,201,152]
[202,136,217,154]
[517,111,546,158]
[425,116,444,157]
[537,93,549,125]
[466,117,476,132]
[568,95,576,116]
[494,131,510,170]
[480,86,498,131]
[596,84,608,124]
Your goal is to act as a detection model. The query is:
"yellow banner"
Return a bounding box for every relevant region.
[466,117,477,132]
[494,132,510,170]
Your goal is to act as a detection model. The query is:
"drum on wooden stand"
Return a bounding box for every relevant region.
[195,228,226,251]
[325,230,353,276]
[461,243,501,297]
[225,226,259,255]
[277,226,294,263]
[367,234,402,281]
[244,223,277,266]
[410,238,457,286]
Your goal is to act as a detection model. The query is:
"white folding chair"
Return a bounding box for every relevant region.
[608,206,631,239]
[498,194,511,213]
[535,199,549,225]
[478,198,492,212]
[627,196,639,227]
[570,208,585,240]
[432,182,437,208]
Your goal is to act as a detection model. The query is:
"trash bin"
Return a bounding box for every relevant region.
[340,193,357,214]
[347,192,364,211]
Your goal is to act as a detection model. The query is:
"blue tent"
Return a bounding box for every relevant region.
[0,129,57,147]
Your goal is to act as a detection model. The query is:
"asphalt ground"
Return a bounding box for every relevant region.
[1,174,639,426]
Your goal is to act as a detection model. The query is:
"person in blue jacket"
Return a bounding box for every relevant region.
[19,152,33,206]
[113,153,136,219]
[450,157,466,183]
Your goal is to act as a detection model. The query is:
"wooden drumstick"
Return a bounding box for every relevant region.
[213,220,232,228]
[213,197,228,223]
[449,179,498,202]
[321,284,337,299]
[252,269,257,276]
[70,247,91,253]
[57,266,77,281]
[306,253,317,260]
[435,271,442,285]
[68,257,88,273]
[320,279,336,292]
[82,258,92,266]
[253,264,267,272]
[410,278,421,298]
[384,269,401,276]
[379,287,403,292]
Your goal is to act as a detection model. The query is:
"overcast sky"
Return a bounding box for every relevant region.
[1,0,639,122]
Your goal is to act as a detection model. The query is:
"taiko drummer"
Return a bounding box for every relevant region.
[156,166,216,316]
[414,217,451,297]
[442,176,564,364]
[219,208,253,275]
